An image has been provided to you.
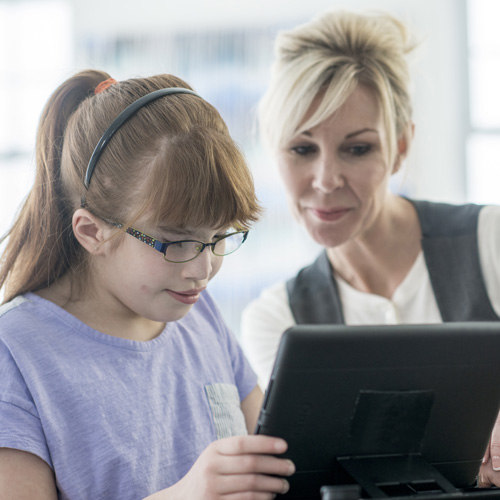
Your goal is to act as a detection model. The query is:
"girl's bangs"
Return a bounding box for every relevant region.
[132,129,261,232]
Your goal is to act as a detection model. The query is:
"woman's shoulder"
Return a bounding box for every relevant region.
[479,204,500,225]
[477,205,500,259]
[241,280,293,338]
[244,281,289,314]
[477,205,500,253]
[409,198,487,236]
[477,205,500,316]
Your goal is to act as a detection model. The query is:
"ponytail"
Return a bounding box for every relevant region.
[0,70,110,303]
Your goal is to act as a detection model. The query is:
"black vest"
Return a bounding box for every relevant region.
[286,200,500,324]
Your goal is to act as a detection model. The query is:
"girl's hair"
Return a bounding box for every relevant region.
[0,70,261,303]
[259,10,417,162]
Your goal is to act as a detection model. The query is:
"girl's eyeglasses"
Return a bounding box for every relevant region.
[110,222,249,263]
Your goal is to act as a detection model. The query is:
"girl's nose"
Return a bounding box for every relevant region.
[181,246,215,282]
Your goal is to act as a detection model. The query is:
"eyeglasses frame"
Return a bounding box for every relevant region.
[109,222,249,263]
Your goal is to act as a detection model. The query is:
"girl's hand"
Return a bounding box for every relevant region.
[147,435,294,500]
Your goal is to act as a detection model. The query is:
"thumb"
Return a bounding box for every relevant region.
[491,438,500,471]
[489,411,500,471]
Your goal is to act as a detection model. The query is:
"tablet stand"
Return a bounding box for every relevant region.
[319,454,500,500]
[337,454,458,497]
[318,391,479,500]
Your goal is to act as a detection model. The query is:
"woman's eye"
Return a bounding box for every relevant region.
[290,145,317,156]
[347,144,371,156]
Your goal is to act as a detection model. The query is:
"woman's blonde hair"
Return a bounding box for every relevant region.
[259,10,417,162]
[0,70,261,303]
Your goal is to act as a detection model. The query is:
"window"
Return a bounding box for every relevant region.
[0,1,72,240]
[466,0,500,203]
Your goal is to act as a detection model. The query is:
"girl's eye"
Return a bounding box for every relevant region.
[290,144,317,156]
[211,228,232,243]
[347,144,371,156]
[170,241,186,249]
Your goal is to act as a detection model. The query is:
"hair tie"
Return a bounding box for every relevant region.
[94,78,117,95]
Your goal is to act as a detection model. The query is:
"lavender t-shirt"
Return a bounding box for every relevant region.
[0,292,257,500]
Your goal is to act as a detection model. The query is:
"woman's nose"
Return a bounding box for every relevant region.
[311,155,345,193]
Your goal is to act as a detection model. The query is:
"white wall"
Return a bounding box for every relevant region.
[68,0,468,203]
[63,0,468,333]
[0,0,469,329]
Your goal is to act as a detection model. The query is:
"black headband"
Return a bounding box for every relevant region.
[84,87,201,189]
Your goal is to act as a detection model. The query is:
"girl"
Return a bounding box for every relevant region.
[0,70,294,499]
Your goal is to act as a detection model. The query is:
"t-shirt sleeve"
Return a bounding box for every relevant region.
[0,340,53,468]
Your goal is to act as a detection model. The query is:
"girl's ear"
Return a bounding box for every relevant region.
[72,208,109,255]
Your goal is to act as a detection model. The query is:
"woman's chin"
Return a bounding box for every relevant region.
[306,227,350,249]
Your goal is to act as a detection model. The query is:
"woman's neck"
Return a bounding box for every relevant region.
[326,196,422,299]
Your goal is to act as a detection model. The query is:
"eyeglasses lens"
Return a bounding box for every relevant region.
[164,233,245,263]
[165,241,197,263]
[213,232,245,256]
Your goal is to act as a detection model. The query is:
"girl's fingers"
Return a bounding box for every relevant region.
[222,493,277,500]
[214,453,295,477]
[215,473,290,496]
[215,435,288,456]
[196,436,294,498]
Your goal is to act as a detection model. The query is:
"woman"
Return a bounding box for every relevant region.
[240,10,500,486]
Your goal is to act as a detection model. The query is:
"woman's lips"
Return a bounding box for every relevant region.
[309,207,352,222]
[166,288,204,305]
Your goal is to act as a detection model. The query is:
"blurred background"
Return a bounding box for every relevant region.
[0,0,499,335]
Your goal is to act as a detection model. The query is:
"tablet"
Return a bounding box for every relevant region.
[255,323,500,499]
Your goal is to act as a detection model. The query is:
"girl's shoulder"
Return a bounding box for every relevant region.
[0,294,40,335]
[0,295,30,320]
[0,294,52,372]
[0,292,82,347]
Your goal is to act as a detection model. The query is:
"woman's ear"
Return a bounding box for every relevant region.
[72,208,109,255]
[392,122,415,174]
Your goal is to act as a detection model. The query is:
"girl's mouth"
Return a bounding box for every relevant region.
[166,288,204,305]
